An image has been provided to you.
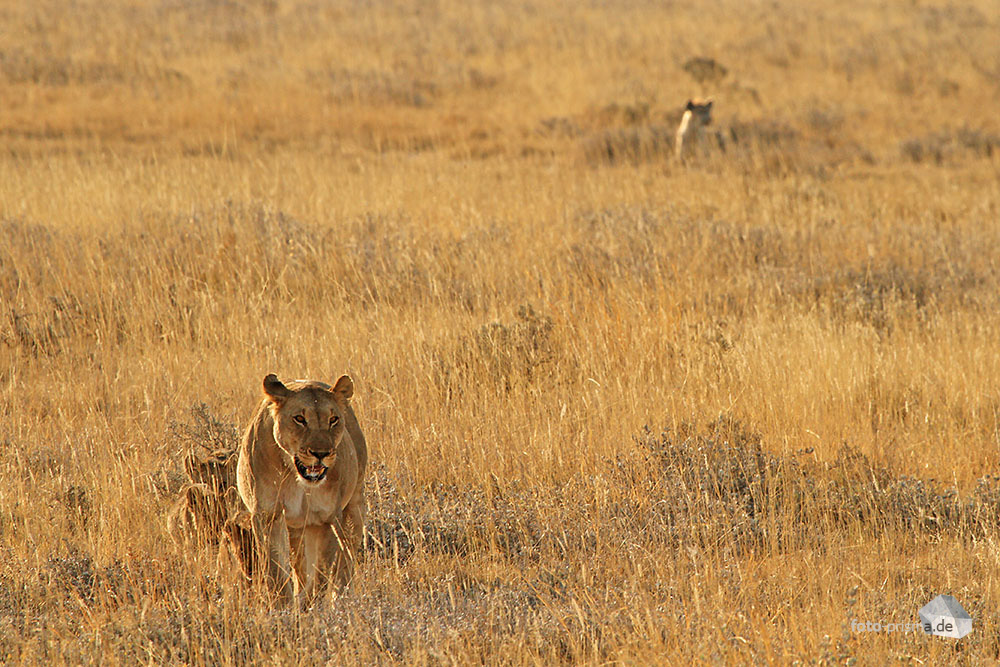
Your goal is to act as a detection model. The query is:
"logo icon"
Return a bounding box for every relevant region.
[919,595,972,639]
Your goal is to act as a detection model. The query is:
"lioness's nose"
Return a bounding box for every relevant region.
[309,450,331,461]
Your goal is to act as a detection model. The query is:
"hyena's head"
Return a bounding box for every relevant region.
[685,98,713,127]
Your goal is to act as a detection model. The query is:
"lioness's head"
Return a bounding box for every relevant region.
[261,374,354,485]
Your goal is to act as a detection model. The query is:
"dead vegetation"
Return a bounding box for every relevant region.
[3,0,1000,663]
[152,410,1000,662]
[900,126,1000,164]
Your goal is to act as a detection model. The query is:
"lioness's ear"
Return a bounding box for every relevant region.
[262,374,290,402]
[686,99,694,111]
[332,374,354,402]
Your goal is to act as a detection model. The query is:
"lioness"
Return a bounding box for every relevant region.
[236,374,367,604]
[674,97,713,161]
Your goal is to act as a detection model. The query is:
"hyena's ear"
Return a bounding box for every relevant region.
[331,375,354,403]
[262,374,290,403]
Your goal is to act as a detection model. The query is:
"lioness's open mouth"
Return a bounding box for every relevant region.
[294,457,328,483]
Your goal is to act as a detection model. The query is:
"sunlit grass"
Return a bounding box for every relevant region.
[2,0,1000,662]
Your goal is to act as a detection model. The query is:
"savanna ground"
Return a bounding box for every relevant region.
[2,0,1000,663]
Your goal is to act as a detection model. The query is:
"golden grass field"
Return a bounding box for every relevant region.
[3,0,1000,662]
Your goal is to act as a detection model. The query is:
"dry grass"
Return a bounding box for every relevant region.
[2,0,1000,662]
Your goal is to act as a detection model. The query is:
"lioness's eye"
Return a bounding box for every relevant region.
[329,415,340,427]
[293,415,307,426]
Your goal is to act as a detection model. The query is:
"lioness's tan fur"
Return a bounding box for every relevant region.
[236,374,367,604]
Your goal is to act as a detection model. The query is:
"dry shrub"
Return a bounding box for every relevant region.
[467,305,558,391]
[721,118,802,172]
[682,56,729,85]
[581,125,678,165]
[726,118,799,149]
[636,418,1000,548]
[590,102,653,127]
[537,116,583,138]
[0,51,125,86]
[165,405,246,566]
[433,304,563,398]
[783,261,991,335]
[44,547,128,607]
[901,126,1000,163]
[366,462,563,565]
[1,297,86,357]
[632,417,815,554]
[805,104,845,133]
[366,416,1000,571]
[563,205,670,290]
[311,65,499,109]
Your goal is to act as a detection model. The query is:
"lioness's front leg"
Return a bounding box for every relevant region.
[287,525,306,598]
[330,505,363,590]
[344,494,366,555]
[334,493,365,588]
[253,512,294,602]
[301,524,337,604]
